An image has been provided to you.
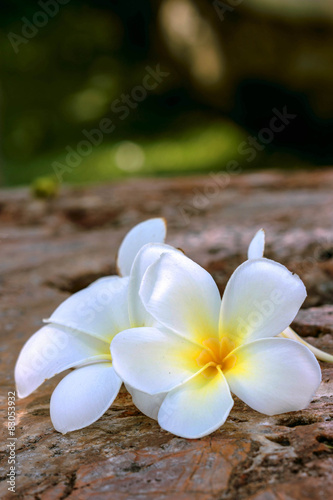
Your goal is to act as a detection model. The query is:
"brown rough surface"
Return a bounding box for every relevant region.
[0,169,332,499]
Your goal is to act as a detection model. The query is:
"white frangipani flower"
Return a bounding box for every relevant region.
[111,250,321,439]
[126,228,332,423]
[248,229,333,363]
[15,218,179,433]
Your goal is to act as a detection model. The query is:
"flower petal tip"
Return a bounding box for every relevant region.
[248,228,266,260]
[117,218,167,277]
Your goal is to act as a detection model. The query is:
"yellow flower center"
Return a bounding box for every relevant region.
[196,336,237,377]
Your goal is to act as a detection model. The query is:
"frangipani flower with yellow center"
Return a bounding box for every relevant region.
[248,229,333,363]
[111,250,322,439]
[15,218,180,433]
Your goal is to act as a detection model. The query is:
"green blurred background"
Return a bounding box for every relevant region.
[1,0,333,187]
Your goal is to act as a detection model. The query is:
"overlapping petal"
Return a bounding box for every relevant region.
[224,337,321,415]
[111,327,203,395]
[117,218,167,277]
[247,232,332,363]
[15,325,110,398]
[219,258,307,349]
[50,363,121,433]
[140,252,221,346]
[280,327,333,363]
[46,276,130,343]
[247,229,265,259]
[158,368,234,439]
[128,243,182,328]
[126,384,166,420]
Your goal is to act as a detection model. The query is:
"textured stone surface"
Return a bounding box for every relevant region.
[0,170,332,499]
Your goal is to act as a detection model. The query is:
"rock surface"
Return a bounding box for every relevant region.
[0,169,332,499]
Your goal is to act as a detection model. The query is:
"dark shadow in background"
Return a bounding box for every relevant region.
[1,0,333,186]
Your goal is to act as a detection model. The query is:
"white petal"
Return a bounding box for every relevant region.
[15,325,110,398]
[126,384,166,420]
[140,252,221,346]
[50,363,121,433]
[111,327,203,395]
[46,276,130,343]
[158,367,234,439]
[280,327,333,363]
[128,242,182,327]
[219,258,307,349]
[248,229,265,259]
[224,337,321,415]
[117,218,167,277]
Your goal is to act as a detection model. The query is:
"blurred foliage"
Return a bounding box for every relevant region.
[0,0,329,187]
[5,119,247,185]
[1,4,128,163]
[31,175,59,198]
